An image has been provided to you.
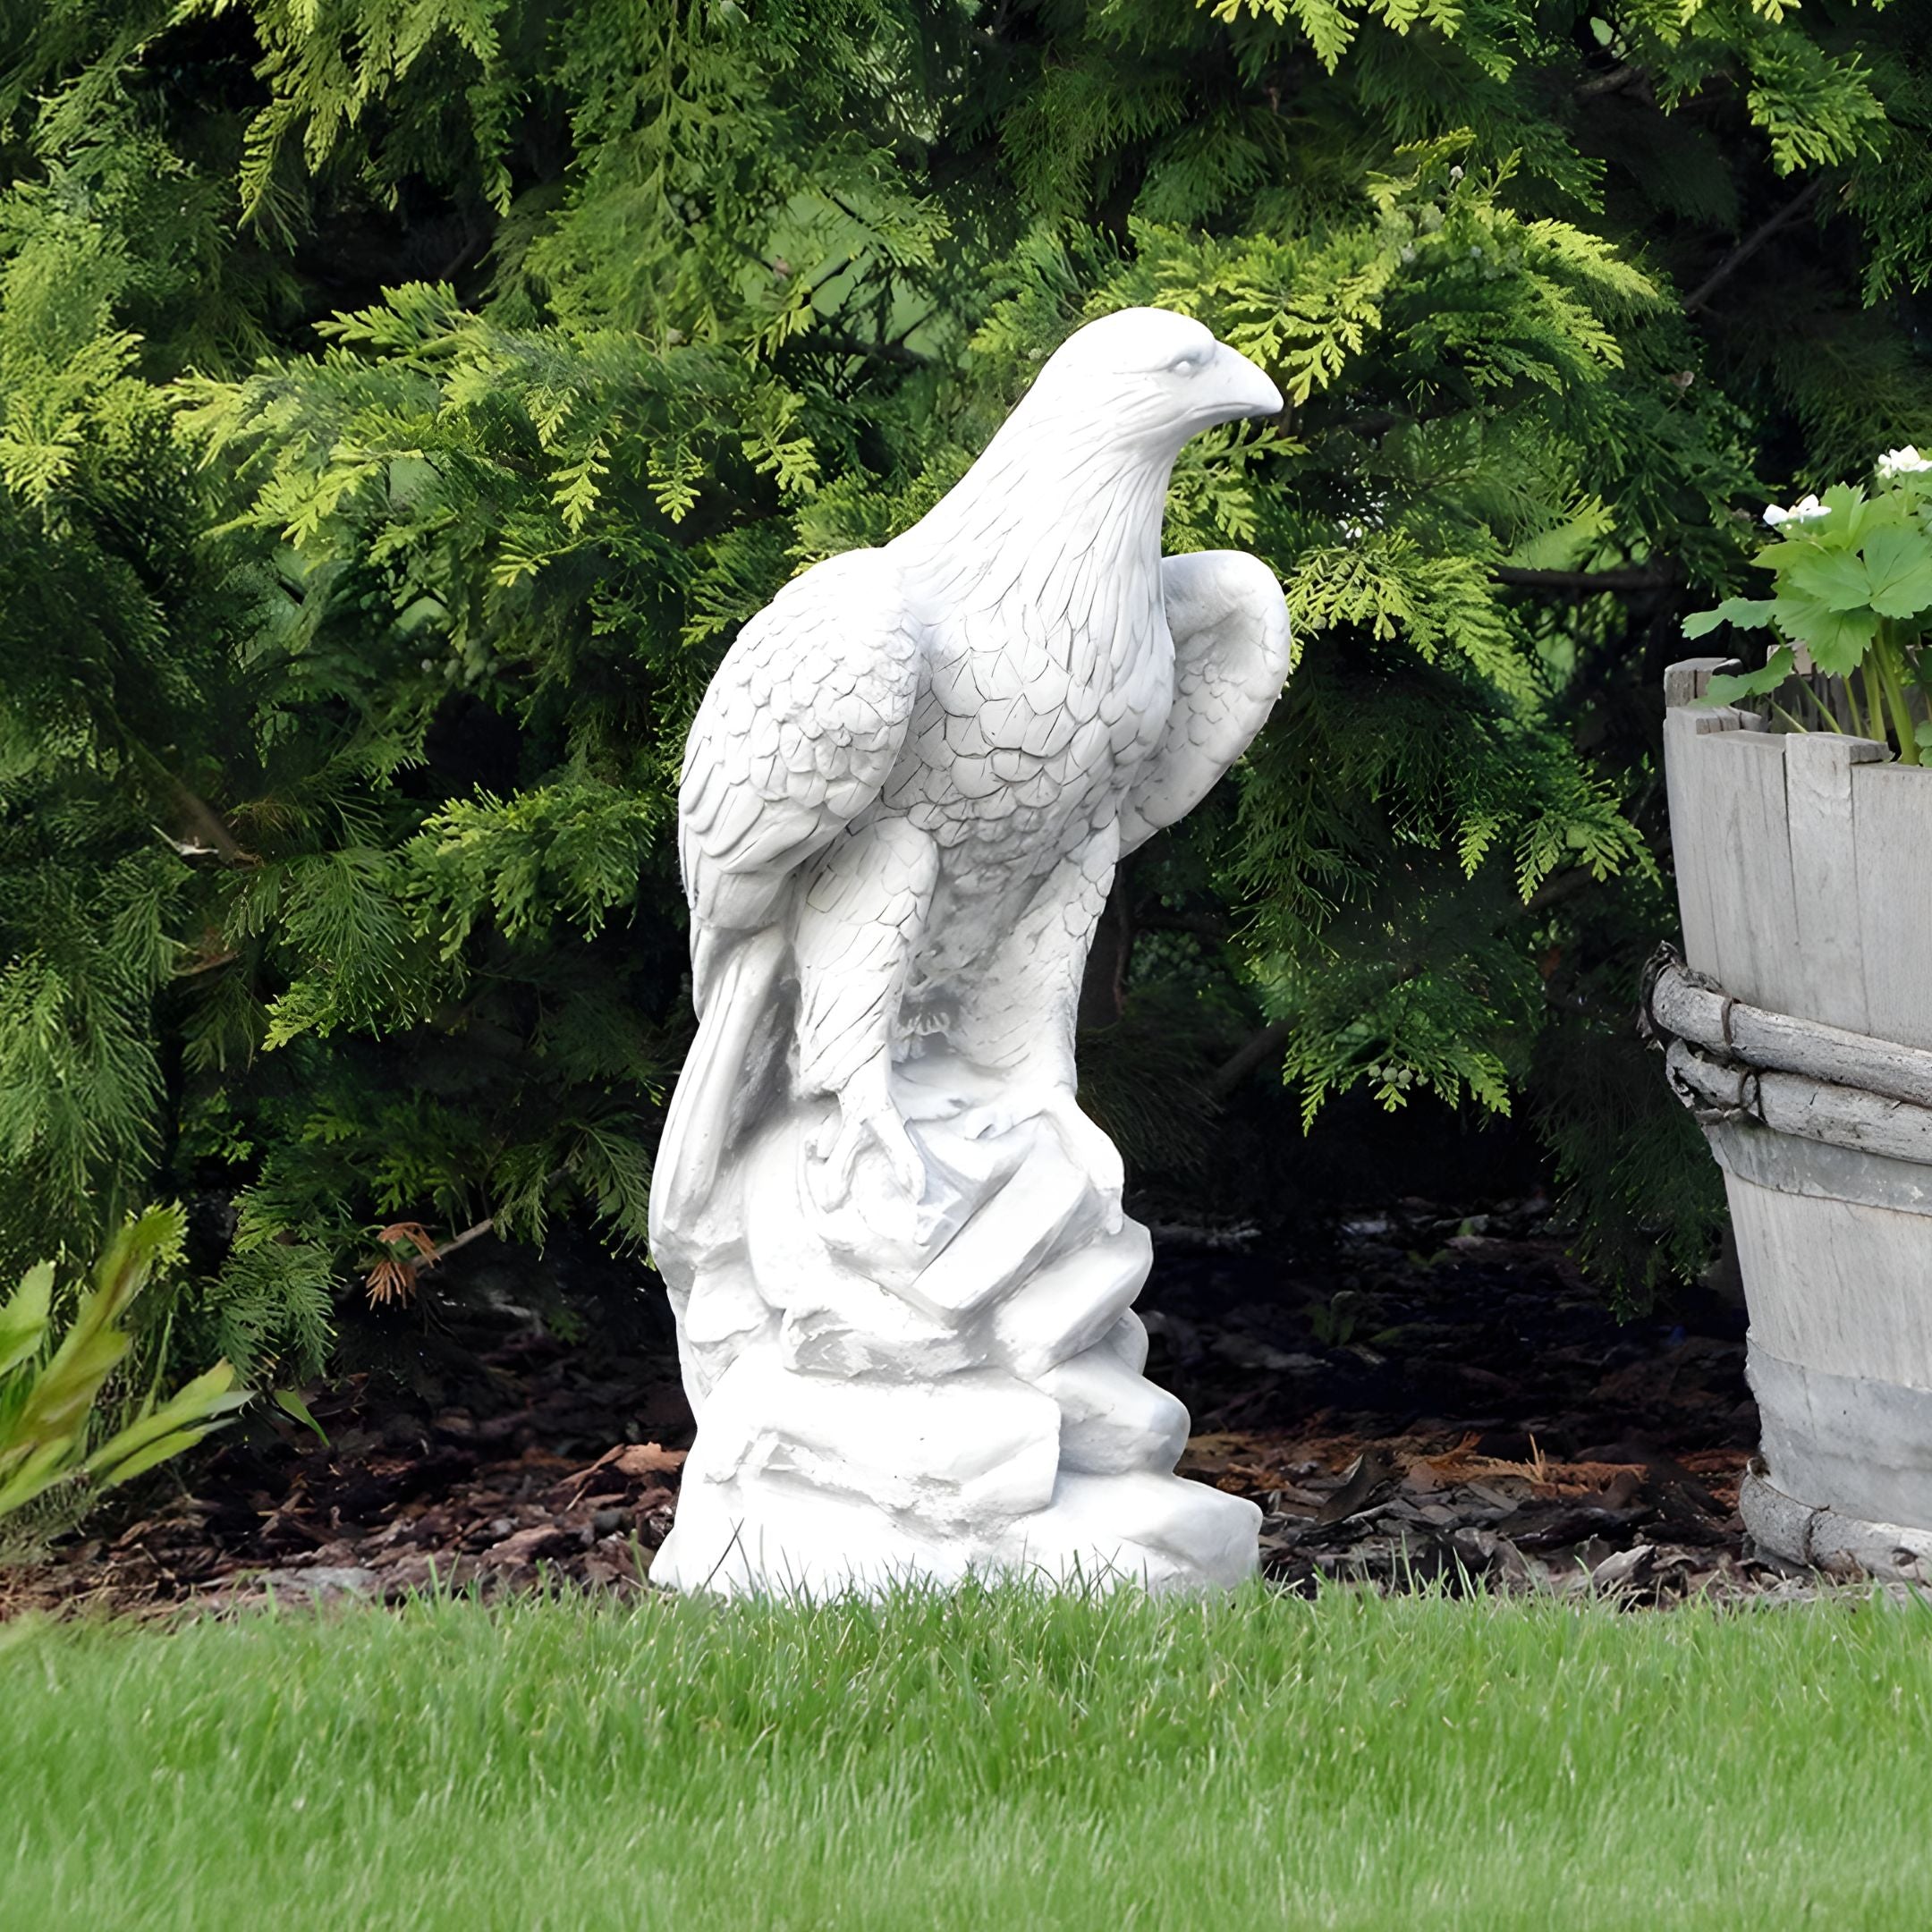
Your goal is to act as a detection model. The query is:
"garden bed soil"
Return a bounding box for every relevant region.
[1,1197,1809,1619]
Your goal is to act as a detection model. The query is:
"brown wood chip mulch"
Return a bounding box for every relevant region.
[0,1198,1842,1620]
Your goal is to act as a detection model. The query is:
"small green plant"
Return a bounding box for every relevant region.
[0,1207,250,1521]
[1309,1289,1366,1349]
[1686,448,1932,762]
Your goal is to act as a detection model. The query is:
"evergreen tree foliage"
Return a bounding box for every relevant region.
[1,0,1928,1365]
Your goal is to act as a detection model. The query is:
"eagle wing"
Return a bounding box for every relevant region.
[679,547,922,1012]
[1118,550,1292,857]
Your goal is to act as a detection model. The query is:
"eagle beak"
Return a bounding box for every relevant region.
[1200,342,1284,423]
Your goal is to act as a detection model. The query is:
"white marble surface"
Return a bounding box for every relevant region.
[648,309,1292,1595]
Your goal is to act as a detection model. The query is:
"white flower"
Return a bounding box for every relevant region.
[1877,445,1932,479]
[1764,494,1827,528]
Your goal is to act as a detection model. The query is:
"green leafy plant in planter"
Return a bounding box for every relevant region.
[0,1206,249,1523]
[1685,448,1932,758]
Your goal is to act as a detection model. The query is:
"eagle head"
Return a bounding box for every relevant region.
[1026,307,1284,453]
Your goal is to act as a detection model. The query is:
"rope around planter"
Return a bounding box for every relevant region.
[1642,945,1932,1581]
[1642,945,1932,1169]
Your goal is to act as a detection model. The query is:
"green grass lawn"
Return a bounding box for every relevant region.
[4,1583,1931,1930]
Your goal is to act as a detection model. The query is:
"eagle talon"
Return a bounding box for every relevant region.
[807,1098,928,1215]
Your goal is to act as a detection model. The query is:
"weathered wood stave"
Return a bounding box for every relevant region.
[1663,658,1932,1560]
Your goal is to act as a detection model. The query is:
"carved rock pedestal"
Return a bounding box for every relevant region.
[653,1047,1259,1597]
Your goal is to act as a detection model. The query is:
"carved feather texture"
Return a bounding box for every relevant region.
[678,547,921,1008]
[674,311,1290,1087]
[1117,551,1293,857]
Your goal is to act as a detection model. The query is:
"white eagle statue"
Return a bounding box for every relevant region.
[648,307,1292,1595]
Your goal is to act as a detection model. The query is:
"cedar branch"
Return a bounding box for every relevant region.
[1683,177,1828,317]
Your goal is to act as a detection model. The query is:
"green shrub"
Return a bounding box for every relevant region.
[3,1,1929,1353]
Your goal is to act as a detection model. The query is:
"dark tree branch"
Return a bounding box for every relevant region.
[1491,564,1676,594]
[430,214,487,285]
[148,775,258,866]
[429,1008,535,1065]
[1576,64,1640,101]
[813,331,932,369]
[1209,1019,1294,1102]
[434,1216,498,1262]
[1683,176,1828,316]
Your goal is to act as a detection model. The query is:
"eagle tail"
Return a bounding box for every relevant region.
[649,925,788,1258]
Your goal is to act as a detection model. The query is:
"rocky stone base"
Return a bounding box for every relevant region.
[654,1455,1260,1598]
[653,1069,1261,1597]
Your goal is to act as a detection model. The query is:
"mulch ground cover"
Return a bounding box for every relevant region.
[3,1197,1818,1619]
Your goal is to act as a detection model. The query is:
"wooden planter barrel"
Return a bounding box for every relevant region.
[1663,657,1932,1578]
